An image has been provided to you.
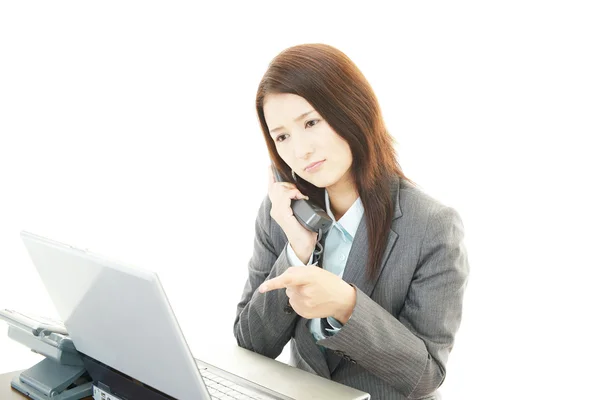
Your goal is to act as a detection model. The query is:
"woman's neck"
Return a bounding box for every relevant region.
[326,175,359,221]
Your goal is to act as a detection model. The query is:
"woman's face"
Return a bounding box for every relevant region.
[263,93,353,190]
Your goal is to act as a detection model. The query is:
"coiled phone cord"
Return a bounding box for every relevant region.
[311,228,325,266]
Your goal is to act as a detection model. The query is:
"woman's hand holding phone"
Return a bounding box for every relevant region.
[268,167,317,264]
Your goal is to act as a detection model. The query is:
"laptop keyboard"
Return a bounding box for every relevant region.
[200,369,274,400]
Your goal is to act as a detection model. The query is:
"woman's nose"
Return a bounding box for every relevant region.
[293,134,315,160]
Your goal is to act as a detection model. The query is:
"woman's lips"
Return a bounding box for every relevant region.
[304,160,325,172]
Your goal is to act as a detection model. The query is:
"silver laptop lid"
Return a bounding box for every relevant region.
[20,231,209,400]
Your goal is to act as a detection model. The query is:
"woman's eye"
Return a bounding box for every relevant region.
[276,134,288,142]
[305,119,319,128]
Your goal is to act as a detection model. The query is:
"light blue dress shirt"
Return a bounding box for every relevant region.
[286,190,364,345]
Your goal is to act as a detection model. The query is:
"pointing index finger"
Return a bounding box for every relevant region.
[259,267,310,293]
[259,274,290,293]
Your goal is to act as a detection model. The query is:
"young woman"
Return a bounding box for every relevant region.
[233,43,469,400]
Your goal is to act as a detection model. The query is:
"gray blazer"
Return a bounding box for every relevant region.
[234,177,469,399]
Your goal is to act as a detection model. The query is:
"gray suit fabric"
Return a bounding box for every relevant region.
[233,177,469,399]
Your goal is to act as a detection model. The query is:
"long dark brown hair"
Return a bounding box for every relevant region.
[256,43,414,281]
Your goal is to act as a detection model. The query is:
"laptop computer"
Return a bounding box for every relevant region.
[19,231,370,400]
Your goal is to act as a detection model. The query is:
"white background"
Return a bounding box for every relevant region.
[1,1,599,399]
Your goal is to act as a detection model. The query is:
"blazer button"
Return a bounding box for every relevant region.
[343,355,351,361]
[334,350,344,356]
[350,359,357,364]
[283,303,294,314]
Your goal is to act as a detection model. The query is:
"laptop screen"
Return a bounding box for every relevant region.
[20,231,209,400]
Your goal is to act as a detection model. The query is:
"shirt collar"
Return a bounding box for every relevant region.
[324,189,364,239]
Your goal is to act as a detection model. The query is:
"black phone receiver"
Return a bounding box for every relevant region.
[271,164,333,234]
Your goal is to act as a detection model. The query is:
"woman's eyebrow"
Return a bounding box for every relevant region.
[269,110,316,133]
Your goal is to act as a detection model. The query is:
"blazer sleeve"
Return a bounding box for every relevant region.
[317,206,469,399]
[233,196,301,359]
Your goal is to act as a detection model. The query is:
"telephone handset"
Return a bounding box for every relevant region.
[270,164,333,234]
[271,164,332,269]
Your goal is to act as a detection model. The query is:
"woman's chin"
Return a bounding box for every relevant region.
[306,175,336,189]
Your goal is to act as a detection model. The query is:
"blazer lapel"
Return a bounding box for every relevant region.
[326,177,404,374]
[341,177,403,298]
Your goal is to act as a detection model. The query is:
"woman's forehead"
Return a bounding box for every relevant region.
[264,94,318,130]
